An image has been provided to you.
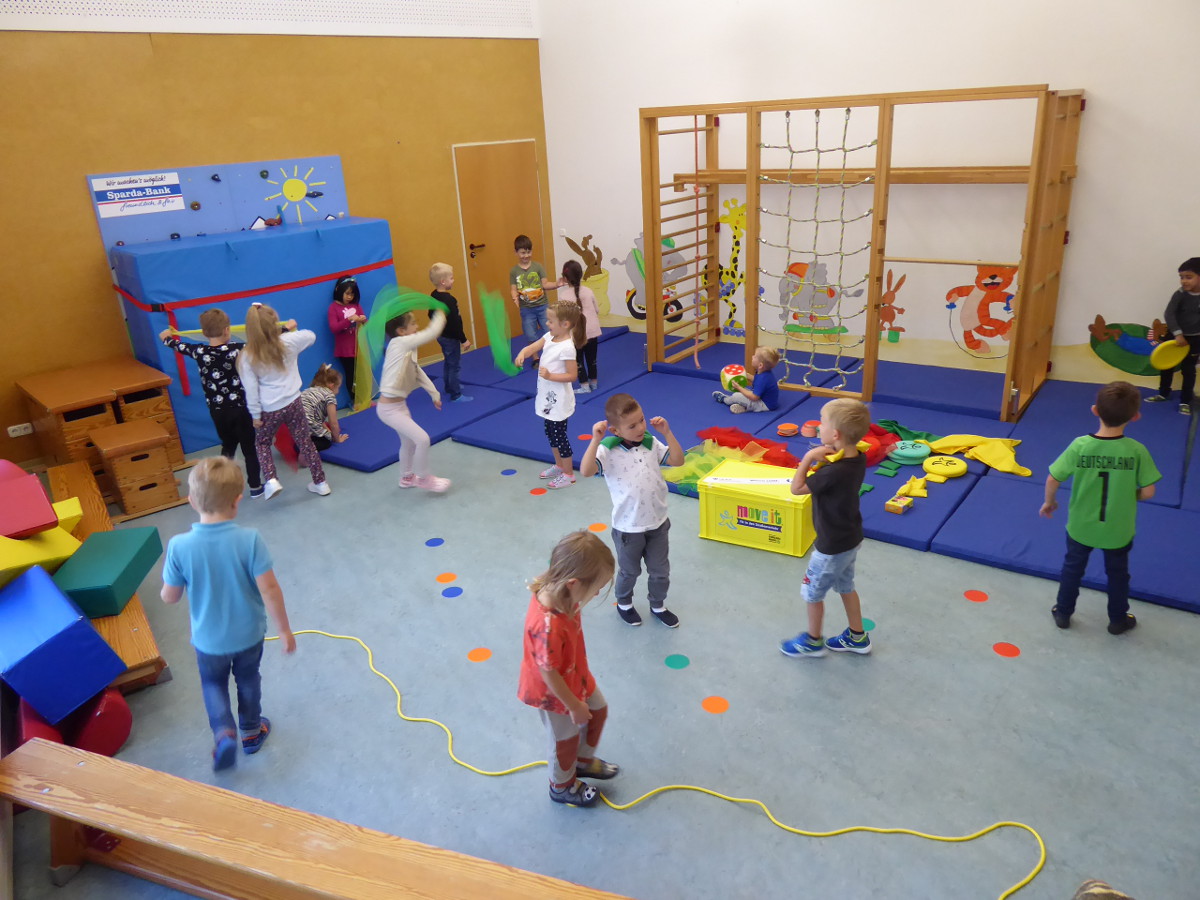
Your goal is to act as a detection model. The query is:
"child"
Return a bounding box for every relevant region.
[780,398,873,657]
[558,259,602,394]
[239,303,330,499]
[579,393,685,627]
[377,308,452,491]
[1040,381,1160,634]
[713,347,781,414]
[517,530,619,808]
[429,262,473,403]
[1145,257,1200,415]
[300,364,348,451]
[160,456,296,771]
[515,302,585,489]
[160,309,263,497]
[509,234,559,364]
[328,275,367,400]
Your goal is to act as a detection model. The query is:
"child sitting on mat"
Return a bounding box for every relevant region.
[239,303,330,500]
[1040,381,1160,634]
[518,530,619,808]
[377,308,451,492]
[161,456,296,771]
[557,259,602,394]
[300,364,348,452]
[515,302,585,490]
[713,347,781,414]
[160,308,262,498]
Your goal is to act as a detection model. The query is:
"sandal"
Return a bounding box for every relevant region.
[575,758,620,780]
[549,779,599,807]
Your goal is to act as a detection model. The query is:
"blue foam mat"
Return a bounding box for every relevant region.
[319,386,523,472]
[994,382,1188,508]
[652,341,848,390]
[861,471,980,552]
[1180,419,1200,512]
[836,360,1005,418]
[930,476,1200,614]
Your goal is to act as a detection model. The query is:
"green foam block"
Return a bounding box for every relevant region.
[52,527,162,619]
[874,467,898,477]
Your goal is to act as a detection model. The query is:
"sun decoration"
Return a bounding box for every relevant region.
[263,165,326,224]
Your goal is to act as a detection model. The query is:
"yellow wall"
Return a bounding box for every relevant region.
[0,31,552,464]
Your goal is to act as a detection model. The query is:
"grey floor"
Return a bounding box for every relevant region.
[14,438,1197,899]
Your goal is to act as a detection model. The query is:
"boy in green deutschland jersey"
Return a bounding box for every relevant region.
[1040,382,1161,634]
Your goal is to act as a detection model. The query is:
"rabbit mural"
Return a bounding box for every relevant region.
[565,234,612,316]
[878,270,906,341]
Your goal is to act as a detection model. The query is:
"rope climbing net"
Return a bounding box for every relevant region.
[757,107,876,390]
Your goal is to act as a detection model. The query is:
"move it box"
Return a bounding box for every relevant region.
[698,459,815,557]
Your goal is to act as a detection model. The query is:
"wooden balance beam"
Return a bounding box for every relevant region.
[0,740,629,900]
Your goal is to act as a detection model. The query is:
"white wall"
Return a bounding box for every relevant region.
[537,0,1200,360]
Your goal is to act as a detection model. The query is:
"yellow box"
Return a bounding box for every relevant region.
[698,459,815,557]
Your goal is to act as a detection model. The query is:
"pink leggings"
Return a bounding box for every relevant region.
[255,398,325,484]
[376,399,431,477]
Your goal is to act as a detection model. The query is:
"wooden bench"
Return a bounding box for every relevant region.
[0,740,629,899]
[46,461,169,692]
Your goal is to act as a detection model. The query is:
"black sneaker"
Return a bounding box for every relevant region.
[617,604,642,626]
[1107,614,1137,635]
[1144,394,1168,402]
[549,779,598,807]
[650,607,679,628]
[1052,606,1071,629]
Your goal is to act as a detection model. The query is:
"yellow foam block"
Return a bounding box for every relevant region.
[0,526,83,588]
[52,496,84,536]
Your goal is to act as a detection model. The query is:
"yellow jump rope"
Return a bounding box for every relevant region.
[269,629,1046,899]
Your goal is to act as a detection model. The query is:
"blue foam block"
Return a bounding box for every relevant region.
[0,566,127,723]
[112,217,398,452]
[994,382,1188,508]
[320,386,525,472]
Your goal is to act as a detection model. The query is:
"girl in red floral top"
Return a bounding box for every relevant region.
[518,531,618,807]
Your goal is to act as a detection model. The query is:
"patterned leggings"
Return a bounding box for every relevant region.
[544,417,572,457]
[255,397,326,484]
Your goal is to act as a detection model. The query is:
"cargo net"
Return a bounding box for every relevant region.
[758,108,874,391]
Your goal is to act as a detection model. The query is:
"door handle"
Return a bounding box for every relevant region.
[469,242,486,259]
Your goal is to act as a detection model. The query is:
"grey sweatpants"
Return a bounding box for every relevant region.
[721,392,769,412]
[613,518,671,607]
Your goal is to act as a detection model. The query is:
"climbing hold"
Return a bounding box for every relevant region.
[189,201,201,211]
[210,173,221,182]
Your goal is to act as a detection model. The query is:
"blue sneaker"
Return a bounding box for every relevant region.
[451,395,474,403]
[241,716,271,754]
[780,633,827,658]
[213,733,237,771]
[826,628,872,654]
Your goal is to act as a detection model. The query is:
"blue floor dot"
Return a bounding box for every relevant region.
[442,587,463,598]
[501,468,517,476]
[425,537,445,548]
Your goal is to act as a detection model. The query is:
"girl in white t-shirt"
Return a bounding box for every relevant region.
[515,302,585,489]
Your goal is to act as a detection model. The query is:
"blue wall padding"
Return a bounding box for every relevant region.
[318,385,525,472]
[992,382,1188,508]
[834,360,1004,418]
[110,217,397,452]
[0,566,127,723]
[52,527,162,619]
[929,476,1200,614]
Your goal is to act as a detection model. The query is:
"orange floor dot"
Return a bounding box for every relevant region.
[467,647,492,662]
[588,523,607,532]
[577,433,592,441]
[435,572,457,584]
[965,590,989,603]
[701,696,729,714]
[530,487,547,496]
[993,641,1021,658]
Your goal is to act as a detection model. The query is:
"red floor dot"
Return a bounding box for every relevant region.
[701,696,729,714]
[530,487,547,496]
[467,647,492,662]
[965,590,989,603]
[993,642,1021,658]
[578,433,592,441]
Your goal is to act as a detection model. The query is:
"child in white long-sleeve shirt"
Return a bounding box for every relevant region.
[377,309,451,492]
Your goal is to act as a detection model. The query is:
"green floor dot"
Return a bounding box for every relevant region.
[664,654,690,669]
[863,618,876,632]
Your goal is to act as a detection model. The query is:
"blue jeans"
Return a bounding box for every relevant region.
[1055,535,1131,624]
[520,304,550,348]
[803,545,858,603]
[437,337,462,399]
[195,641,264,740]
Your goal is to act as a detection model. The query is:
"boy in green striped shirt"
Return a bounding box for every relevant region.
[1039,382,1160,634]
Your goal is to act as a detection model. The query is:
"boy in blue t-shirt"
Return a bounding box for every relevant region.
[1040,381,1160,634]
[161,456,296,770]
[712,346,781,413]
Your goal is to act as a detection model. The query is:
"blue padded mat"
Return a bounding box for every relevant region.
[319,386,523,472]
[652,341,848,390]
[930,476,1200,615]
[865,400,1016,477]
[862,471,980,552]
[1179,420,1200,513]
[993,382,1188,509]
[836,360,1005,418]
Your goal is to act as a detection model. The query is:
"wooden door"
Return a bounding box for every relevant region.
[454,140,546,349]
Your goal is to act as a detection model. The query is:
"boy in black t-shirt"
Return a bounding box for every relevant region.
[781,398,873,658]
[429,262,472,402]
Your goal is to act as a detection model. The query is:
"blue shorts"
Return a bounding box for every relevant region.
[802,545,859,603]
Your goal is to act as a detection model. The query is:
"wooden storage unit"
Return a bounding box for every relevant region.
[90,421,184,520]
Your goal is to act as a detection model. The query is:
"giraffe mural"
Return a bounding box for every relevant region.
[715,198,756,337]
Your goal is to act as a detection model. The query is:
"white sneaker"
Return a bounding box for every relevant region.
[574,384,592,394]
[262,478,283,501]
[307,481,332,496]
[417,475,451,493]
[539,465,563,479]
[547,473,576,490]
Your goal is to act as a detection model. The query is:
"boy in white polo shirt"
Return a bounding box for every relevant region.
[580,393,685,627]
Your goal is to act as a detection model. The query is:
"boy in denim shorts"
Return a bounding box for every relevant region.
[780,398,873,658]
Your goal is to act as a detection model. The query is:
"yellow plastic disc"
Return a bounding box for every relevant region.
[923,455,968,478]
[1150,340,1189,371]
